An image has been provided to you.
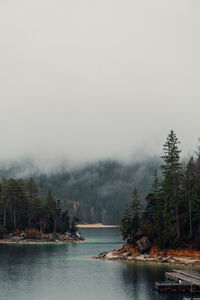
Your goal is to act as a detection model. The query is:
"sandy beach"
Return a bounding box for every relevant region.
[77,223,120,228]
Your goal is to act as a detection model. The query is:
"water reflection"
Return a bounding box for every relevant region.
[0,229,198,300]
[0,244,69,289]
[120,262,197,300]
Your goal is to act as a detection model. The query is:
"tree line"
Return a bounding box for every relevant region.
[35,159,158,224]
[0,159,159,225]
[0,177,76,234]
[121,130,200,249]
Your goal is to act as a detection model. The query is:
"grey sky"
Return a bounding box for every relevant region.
[0,0,200,164]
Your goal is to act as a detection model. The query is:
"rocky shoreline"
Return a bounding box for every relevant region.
[94,239,200,266]
[94,250,200,265]
[0,231,85,244]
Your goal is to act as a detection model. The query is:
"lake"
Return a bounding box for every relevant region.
[0,228,194,300]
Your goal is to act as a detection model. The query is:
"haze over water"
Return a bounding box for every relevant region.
[0,228,192,300]
[0,1,200,165]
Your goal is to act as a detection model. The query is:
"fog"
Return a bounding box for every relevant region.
[0,0,200,166]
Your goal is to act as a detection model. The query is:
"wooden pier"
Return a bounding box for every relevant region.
[155,269,200,292]
[155,282,200,292]
[165,270,200,286]
[183,298,200,300]
[173,269,200,281]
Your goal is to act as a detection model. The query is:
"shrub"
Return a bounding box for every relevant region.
[24,229,42,239]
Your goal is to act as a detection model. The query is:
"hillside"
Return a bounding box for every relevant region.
[0,158,160,224]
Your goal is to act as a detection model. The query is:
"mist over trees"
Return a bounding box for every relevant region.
[1,129,200,246]
[0,159,160,225]
[121,130,200,249]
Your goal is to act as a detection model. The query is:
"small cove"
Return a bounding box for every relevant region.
[0,228,197,300]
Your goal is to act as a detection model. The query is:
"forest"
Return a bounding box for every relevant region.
[0,158,159,225]
[0,178,72,235]
[121,130,200,249]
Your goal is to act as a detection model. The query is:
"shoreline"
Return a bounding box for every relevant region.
[0,240,82,245]
[77,223,120,228]
[0,231,85,245]
[94,245,200,266]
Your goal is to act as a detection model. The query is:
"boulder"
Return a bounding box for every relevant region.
[6,236,24,242]
[48,236,56,242]
[136,237,151,254]
[70,231,84,241]
[99,252,108,258]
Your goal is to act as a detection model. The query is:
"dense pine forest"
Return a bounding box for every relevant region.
[121,130,200,249]
[0,178,72,235]
[0,159,159,225]
[1,129,199,246]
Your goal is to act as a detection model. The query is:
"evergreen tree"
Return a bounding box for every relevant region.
[0,177,76,235]
[26,178,39,228]
[45,188,57,232]
[16,179,28,230]
[182,157,195,237]
[144,170,160,223]
[120,205,133,241]
[60,210,70,233]
[161,130,182,246]
[70,216,79,234]
[120,188,142,243]
[192,155,200,239]
[142,170,162,244]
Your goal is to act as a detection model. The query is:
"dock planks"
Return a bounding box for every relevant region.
[155,269,200,292]
[183,298,200,300]
[165,272,200,286]
[173,269,200,281]
[155,282,200,292]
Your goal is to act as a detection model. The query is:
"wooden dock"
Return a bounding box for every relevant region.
[165,270,200,286]
[183,298,200,300]
[173,269,200,281]
[155,282,200,292]
[155,269,200,292]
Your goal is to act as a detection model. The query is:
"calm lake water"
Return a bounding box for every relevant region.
[0,228,196,300]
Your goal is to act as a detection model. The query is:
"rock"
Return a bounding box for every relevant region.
[48,237,56,242]
[0,231,85,244]
[124,253,133,259]
[161,258,169,263]
[98,252,108,258]
[69,231,85,241]
[6,236,23,242]
[75,232,84,240]
[136,237,151,254]
[52,234,59,239]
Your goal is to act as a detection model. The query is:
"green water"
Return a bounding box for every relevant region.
[0,228,194,300]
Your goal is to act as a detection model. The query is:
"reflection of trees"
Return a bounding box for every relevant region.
[0,244,69,286]
[120,263,183,300]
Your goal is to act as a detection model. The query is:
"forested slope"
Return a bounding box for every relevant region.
[121,131,200,248]
[0,158,160,224]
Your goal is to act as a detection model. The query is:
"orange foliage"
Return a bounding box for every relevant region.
[166,249,200,258]
[24,229,42,239]
[117,243,200,258]
[148,246,200,258]
[114,244,139,255]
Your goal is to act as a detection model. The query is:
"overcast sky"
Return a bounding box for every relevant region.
[0,0,200,165]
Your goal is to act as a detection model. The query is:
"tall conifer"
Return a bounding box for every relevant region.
[161,130,182,246]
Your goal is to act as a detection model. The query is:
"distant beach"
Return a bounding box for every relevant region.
[77,223,120,228]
